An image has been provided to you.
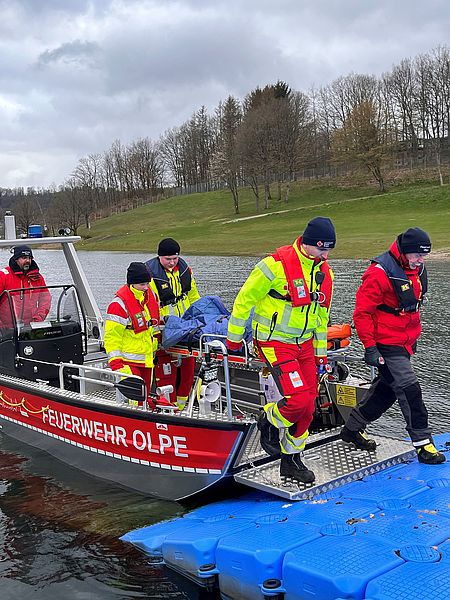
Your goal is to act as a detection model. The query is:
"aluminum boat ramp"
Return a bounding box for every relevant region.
[122,433,450,599]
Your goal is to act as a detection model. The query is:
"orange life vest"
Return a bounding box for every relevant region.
[115,285,160,333]
[273,243,332,308]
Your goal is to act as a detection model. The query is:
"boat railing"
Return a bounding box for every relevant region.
[57,362,147,407]
[198,336,233,418]
[198,333,252,364]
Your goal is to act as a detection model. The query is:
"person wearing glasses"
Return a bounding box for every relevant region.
[146,238,200,408]
[341,227,446,465]
[226,217,336,483]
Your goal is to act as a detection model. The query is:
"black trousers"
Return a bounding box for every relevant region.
[345,346,431,446]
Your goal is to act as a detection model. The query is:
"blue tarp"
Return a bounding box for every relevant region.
[161,295,253,349]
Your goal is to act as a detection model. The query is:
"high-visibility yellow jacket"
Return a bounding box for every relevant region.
[148,260,200,319]
[104,285,159,369]
[227,239,334,358]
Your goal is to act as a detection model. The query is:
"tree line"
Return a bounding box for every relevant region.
[2,45,450,233]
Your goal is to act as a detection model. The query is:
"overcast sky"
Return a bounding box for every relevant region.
[1,0,449,189]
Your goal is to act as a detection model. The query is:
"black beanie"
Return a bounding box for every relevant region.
[127,262,150,285]
[12,245,33,259]
[158,238,180,256]
[302,217,336,249]
[398,227,431,254]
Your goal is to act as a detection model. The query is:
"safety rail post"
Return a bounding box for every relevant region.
[203,339,233,419]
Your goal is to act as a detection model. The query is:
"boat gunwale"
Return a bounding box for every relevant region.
[0,374,253,432]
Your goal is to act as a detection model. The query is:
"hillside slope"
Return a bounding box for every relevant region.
[78,181,450,258]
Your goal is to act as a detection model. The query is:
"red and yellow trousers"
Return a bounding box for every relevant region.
[154,349,196,407]
[124,363,153,397]
[257,338,318,453]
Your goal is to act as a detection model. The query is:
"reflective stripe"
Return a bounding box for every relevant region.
[280,303,292,330]
[106,313,129,326]
[265,402,291,428]
[229,314,247,327]
[255,331,314,344]
[122,351,146,361]
[253,313,317,338]
[279,428,309,453]
[253,313,273,327]
[108,350,146,362]
[412,439,431,447]
[314,330,327,341]
[258,261,276,281]
[227,330,243,342]
[111,297,126,311]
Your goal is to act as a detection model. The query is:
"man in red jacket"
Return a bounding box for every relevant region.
[340,228,445,464]
[0,245,51,327]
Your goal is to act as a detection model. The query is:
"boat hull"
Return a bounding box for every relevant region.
[0,378,249,501]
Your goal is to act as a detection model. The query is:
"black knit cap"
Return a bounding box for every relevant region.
[12,245,33,259]
[398,227,431,254]
[127,262,150,285]
[302,217,336,249]
[158,238,180,257]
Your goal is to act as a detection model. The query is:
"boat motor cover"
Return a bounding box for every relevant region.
[162,295,253,349]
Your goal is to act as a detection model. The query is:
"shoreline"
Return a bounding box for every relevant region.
[2,244,449,261]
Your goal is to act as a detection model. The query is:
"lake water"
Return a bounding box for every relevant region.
[0,250,449,599]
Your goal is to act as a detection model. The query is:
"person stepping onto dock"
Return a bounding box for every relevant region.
[227,217,337,483]
[340,227,445,465]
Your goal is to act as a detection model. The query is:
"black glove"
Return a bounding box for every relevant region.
[364,346,385,367]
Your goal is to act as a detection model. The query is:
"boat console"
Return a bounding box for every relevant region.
[0,285,85,388]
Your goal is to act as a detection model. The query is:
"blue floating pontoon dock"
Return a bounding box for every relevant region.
[122,433,450,600]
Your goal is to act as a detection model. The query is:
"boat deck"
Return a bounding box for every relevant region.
[122,432,450,600]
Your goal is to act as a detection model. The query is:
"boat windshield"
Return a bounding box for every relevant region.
[0,285,84,340]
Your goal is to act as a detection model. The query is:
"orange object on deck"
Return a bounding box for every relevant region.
[327,323,352,350]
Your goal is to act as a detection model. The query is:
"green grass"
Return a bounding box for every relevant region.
[78,180,450,258]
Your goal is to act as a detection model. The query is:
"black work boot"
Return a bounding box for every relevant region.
[280,453,315,484]
[257,411,280,456]
[340,426,377,451]
[417,443,446,464]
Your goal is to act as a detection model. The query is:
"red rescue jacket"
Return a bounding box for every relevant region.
[0,259,51,327]
[353,241,423,354]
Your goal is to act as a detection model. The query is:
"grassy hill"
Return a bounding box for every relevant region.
[78,180,450,258]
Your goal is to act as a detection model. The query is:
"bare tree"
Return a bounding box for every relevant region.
[49,179,86,235]
[212,96,242,213]
[239,84,285,210]
[128,137,164,201]
[383,59,419,159]
[72,154,103,228]
[331,99,392,191]
[14,192,38,235]
[159,127,185,187]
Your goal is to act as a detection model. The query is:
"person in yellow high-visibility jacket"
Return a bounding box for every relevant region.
[146,238,200,408]
[226,217,336,483]
[104,262,160,401]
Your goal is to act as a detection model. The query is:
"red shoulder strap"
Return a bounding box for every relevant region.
[275,244,311,308]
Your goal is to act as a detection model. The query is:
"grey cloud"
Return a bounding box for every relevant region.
[1,0,450,188]
[0,0,109,17]
[37,40,101,68]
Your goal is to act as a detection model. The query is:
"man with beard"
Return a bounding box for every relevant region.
[0,245,51,327]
